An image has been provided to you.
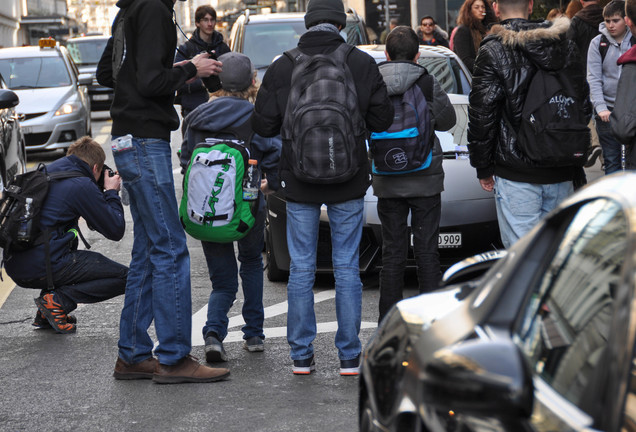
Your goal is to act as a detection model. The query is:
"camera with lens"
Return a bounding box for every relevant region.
[97,164,116,191]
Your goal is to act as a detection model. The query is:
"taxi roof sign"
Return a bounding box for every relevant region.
[38,38,56,48]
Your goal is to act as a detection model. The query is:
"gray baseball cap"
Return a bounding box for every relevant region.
[218,52,254,92]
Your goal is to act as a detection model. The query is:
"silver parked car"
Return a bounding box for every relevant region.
[0,38,92,153]
[66,35,113,111]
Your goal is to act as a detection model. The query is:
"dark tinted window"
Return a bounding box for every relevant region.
[418,56,470,95]
[515,198,627,410]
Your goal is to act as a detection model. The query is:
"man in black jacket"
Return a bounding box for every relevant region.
[174,5,231,118]
[567,0,604,70]
[4,137,127,334]
[252,0,393,376]
[97,0,229,384]
[468,2,591,248]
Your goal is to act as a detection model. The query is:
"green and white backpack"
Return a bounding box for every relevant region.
[179,122,256,243]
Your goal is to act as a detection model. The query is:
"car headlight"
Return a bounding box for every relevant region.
[54,100,81,116]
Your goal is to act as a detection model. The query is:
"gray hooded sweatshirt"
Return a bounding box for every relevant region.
[587,22,634,113]
[372,61,456,198]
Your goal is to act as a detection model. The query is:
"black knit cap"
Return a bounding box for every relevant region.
[304,0,347,29]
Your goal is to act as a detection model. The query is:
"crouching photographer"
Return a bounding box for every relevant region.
[3,136,128,334]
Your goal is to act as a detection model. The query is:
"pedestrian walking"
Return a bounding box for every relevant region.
[372,26,456,323]
[451,0,497,72]
[97,0,230,384]
[587,0,633,174]
[567,0,604,72]
[418,16,450,47]
[468,2,592,248]
[251,0,393,376]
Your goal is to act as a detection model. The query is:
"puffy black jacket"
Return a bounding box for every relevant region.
[4,156,125,281]
[566,4,603,71]
[251,30,394,204]
[175,29,230,113]
[468,17,592,184]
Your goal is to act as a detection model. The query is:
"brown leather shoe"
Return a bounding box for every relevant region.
[152,355,230,384]
[113,357,158,380]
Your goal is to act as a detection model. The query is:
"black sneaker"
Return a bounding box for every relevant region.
[204,333,228,363]
[340,355,360,376]
[292,356,315,375]
[243,336,264,352]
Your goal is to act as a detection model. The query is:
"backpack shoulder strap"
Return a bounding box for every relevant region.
[46,170,85,181]
[283,47,302,64]
[416,73,435,104]
[599,34,610,64]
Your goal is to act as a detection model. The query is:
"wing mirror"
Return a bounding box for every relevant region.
[441,250,507,286]
[422,338,534,418]
[0,89,19,109]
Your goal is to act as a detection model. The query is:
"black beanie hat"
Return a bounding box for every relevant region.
[304,0,347,29]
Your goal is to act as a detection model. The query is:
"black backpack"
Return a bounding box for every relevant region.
[598,34,636,63]
[281,44,367,184]
[514,66,591,167]
[0,164,84,288]
[370,78,434,175]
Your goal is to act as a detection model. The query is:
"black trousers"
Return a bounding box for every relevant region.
[377,195,441,323]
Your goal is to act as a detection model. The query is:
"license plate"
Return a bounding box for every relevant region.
[92,94,109,101]
[21,126,32,134]
[410,232,462,248]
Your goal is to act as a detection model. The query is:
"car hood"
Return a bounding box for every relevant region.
[14,87,74,115]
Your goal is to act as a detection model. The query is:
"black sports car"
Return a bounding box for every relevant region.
[359,171,636,432]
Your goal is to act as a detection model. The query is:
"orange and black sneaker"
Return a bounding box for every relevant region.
[34,293,76,334]
[32,310,76,329]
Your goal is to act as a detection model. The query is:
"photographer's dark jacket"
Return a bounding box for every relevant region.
[180,96,282,193]
[4,156,125,282]
[372,61,456,198]
[251,30,394,204]
[175,29,230,113]
[97,0,198,141]
[468,17,591,184]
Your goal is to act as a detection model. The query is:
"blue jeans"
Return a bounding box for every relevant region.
[14,250,127,313]
[286,198,363,361]
[113,137,192,366]
[201,199,266,341]
[494,177,572,248]
[377,195,441,323]
[596,116,623,174]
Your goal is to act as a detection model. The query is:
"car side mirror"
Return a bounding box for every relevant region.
[441,250,506,286]
[422,338,534,418]
[0,89,19,109]
[78,73,93,86]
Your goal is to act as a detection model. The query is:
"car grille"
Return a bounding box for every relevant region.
[25,132,52,147]
[20,112,47,121]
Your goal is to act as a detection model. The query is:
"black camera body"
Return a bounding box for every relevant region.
[97,164,116,191]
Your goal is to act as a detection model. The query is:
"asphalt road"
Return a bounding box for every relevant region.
[0,112,410,432]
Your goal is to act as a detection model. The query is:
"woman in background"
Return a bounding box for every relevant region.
[451,0,497,73]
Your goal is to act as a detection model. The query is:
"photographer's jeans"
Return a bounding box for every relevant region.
[286,199,363,362]
[201,200,266,342]
[113,137,192,366]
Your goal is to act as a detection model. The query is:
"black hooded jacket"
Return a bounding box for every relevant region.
[97,0,197,140]
[468,17,592,184]
[566,3,604,69]
[175,29,230,112]
[251,31,394,204]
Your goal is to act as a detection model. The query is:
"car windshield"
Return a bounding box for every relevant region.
[243,18,365,69]
[243,22,306,69]
[0,56,71,89]
[66,39,108,66]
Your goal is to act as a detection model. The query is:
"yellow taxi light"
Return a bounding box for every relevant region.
[39,38,56,48]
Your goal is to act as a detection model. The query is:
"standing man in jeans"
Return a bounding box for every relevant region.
[97,0,229,384]
[252,0,393,375]
[468,2,591,248]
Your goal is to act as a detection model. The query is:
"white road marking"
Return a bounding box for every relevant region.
[191,290,377,346]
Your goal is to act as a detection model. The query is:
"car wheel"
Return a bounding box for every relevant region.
[266,225,288,282]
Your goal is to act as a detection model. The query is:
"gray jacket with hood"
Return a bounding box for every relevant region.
[372,61,456,198]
